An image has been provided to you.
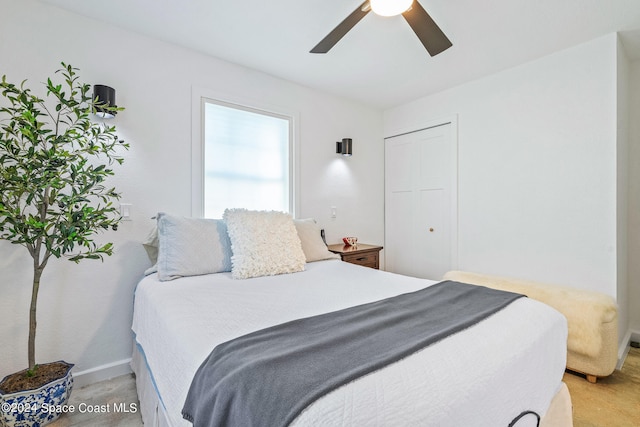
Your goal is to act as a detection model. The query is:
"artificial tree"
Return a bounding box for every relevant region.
[0,63,127,391]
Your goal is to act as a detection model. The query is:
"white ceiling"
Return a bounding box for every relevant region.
[38,0,640,109]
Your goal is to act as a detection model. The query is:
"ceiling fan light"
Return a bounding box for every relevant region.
[370,0,413,17]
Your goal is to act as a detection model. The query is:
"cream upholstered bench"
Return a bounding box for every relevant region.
[443,270,618,383]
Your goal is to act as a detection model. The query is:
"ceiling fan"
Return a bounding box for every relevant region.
[310,0,452,56]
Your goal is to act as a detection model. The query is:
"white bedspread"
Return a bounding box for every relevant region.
[132,260,567,427]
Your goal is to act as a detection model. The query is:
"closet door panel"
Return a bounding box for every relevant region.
[385,122,456,280]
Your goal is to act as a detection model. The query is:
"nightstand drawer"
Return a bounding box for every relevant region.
[341,252,379,269]
[327,243,383,270]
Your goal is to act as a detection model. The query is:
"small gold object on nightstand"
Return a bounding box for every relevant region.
[327,243,383,269]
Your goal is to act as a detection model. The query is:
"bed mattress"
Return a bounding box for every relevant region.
[132,259,568,427]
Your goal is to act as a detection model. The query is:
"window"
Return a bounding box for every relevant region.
[195,97,294,218]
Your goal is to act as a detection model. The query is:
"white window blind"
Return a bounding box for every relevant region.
[202,99,292,219]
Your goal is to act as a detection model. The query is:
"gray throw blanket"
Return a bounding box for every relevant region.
[182,281,524,427]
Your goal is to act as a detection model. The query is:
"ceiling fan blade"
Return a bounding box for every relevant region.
[310,1,371,53]
[402,1,452,56]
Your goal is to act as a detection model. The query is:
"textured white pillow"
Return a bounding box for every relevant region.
[294,218,340,262]
[156,213,232,281]
[223,209,306,279]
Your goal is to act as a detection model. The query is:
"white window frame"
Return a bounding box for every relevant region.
[191,87,299,218]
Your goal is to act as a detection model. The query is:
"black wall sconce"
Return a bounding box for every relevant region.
[93,84,117,118]
[336,138,352,156]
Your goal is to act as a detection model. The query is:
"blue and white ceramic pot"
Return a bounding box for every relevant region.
[0,361,74,427]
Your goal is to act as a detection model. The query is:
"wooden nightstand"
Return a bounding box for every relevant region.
[327,243,383,270]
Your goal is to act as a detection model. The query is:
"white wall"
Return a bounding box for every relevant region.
[385,34,632,346]
[0,0,383,383]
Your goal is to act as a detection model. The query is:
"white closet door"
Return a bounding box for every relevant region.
[385,123,456,280]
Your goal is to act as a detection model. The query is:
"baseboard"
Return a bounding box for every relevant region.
[616,328,640,370]
[72,358,132,388]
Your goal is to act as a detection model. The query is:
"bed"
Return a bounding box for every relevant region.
[131,211,572,427]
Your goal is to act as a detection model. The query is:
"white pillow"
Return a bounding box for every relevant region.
[223,209,306,279]
[156,212,232,281]
[294,218,340,262]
